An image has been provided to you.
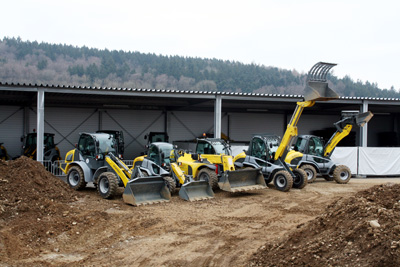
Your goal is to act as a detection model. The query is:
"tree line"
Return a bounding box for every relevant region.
[0,37,398,98]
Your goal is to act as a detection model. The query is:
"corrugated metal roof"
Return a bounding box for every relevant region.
[0,81,399,101]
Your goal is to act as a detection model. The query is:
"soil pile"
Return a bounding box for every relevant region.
[0,157,81,262]
[249,183,400,266]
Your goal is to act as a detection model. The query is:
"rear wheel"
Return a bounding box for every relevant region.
[292,168,308,189]
[197,168,219,190]
[300,164,317,183]
[97,172,119,199]
[333,165,351,184]
[273,170,293,192]
[67,166,87,190]
[163,176,176,194]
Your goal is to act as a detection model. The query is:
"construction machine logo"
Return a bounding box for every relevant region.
[86,158,89,164]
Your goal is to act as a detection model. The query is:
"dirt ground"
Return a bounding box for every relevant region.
[1,157,400,266]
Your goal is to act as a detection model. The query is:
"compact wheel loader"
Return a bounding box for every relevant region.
[285,110,374,184]
[60,132,171,206]
[133,142,215,201]
[234,62,340,191]
[20,132,61,162]
[188,137,267,193]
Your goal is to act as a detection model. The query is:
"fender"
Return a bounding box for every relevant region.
[93,166,109,183]
[65,161,92,183]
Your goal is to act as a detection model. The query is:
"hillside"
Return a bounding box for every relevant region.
[0,37,398,98]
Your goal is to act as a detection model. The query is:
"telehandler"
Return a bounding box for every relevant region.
[234,62,340,191]
[285,110,373,183]
[61,132,171,206]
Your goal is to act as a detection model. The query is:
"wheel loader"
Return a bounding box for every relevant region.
[0,143,10,160]
[234,62,340,191]
[187,137,267,193]
[133,142,215,201]
[60,132,171,206]
[20,132,61,162]
[285,110,374,184]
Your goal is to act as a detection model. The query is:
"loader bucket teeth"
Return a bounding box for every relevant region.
[178,180,214,202]
[303,62,339,102]
[123,177,171,206]
[355,111,374,127]
[218,168,267,193]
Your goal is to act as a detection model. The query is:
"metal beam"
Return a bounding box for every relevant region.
[37,89,45,161]
[361,100,369,147]
[214,95,222,138]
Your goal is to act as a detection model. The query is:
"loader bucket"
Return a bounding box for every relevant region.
[218,168,267,193]
[303,81,339,102]
[123,177,171,206]
[355,111,374,127]
[178,180,214,201]
[303,62,339,102]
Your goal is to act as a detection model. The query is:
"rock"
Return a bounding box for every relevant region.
[369,220,380,228]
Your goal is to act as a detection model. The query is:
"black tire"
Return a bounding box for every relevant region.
[163,176,176,194]
[197,168,219,190]
[273,170,293,192]
[292,168,308,189]
[265,175,273,184]
[333,165,351,184]
[97,172,119,199]
[300,164,317,183]
[323,174,334,181]
[67,166,87,190]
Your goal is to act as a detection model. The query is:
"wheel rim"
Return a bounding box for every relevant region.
[69,170,79,186]
[199,172,209,182]
[275,175,286,188]
[305,169,313,180]
[339,171,349,181]
[99,177,109,194]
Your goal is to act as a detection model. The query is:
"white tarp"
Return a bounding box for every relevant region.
[330,147,358,175]
[359,147,400,176]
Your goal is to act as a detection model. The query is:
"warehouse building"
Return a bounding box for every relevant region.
[1,82,400,175]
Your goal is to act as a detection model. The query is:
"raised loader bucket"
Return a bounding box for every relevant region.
[178,180,214,201]
[123,176,171,206]
[355,111,374,127]
[303,62,339,102]
[218,168,267,193]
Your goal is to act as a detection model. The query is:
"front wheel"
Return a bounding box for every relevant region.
[273,170,293,192]
[163,176,176,194]
[292,168,308,189]
[300,164,317,183]
[333,165,351,184]
[97,172,119,199]
[67,166,87,190]
[197,168,219,190]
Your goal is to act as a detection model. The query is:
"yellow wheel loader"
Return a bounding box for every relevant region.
[234,62,340,191]
[20,132,61,162]
[188,137,267,193]
[0,143,10,160]
[133,142,214,201]
[60,132,171,206]
[285,110,373,184]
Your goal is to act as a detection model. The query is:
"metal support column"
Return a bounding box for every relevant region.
[214,94,222,139]
[37,89,45,161]
[361,100,368,147]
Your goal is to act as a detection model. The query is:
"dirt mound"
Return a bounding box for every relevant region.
[0,157,82,262]
[249,183,400,266]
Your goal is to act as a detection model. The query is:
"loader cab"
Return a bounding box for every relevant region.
[96,130,125,158]
[248,135,280,161]
[146,142,174,168]
[293,135,324,157]
[144,132,169,146]
[21,132,60,161]
[77,133,117,170]
[196,138,231,155]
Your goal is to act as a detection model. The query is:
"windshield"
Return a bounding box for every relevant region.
[264,136,280,153]
[96,134,116,154]
[158,143,173,157]
[309,137,324,156]
[212,141,231,155]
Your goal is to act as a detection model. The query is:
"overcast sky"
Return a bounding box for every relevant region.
[1,0,399,90]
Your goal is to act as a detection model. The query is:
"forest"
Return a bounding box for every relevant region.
[0,37,398,98]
